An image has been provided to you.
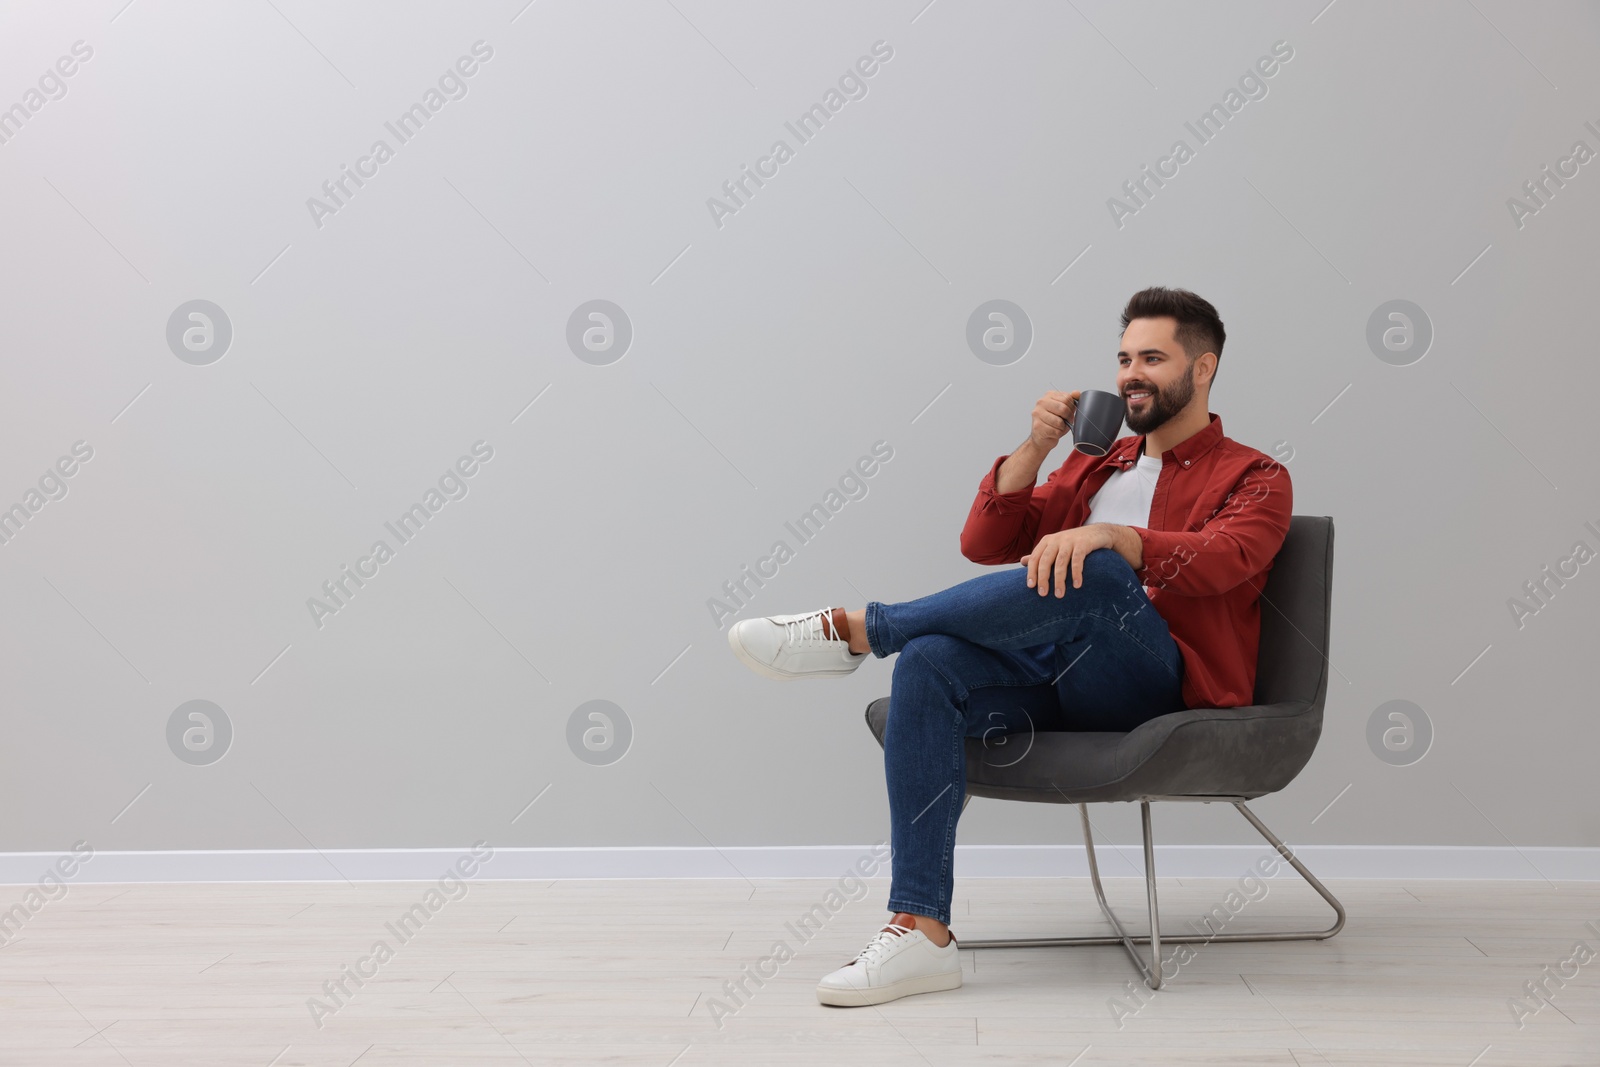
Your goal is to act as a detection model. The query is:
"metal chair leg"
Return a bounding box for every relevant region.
[1078,801,1159,987]
[955,798,1347,990]
[1141,801,1162,988]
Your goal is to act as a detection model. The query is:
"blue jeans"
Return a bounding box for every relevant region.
[863,547,1186,926]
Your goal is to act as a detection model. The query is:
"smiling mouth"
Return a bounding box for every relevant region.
[1127,391,1152,403]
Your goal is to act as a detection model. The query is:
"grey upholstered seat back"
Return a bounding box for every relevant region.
[1251,515,1334,709]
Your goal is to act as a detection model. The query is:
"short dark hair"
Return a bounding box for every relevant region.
[1119,287,1225,383]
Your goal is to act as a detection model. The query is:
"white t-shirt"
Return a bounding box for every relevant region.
[1085,451,1162,528]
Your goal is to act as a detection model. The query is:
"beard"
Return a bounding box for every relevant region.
[1126,358,1196,434]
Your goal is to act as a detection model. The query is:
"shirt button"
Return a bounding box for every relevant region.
[1183,460,1191,466]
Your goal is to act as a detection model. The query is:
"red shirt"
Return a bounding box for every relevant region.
[959,412,1292,710]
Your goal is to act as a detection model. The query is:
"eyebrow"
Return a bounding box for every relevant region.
[1117,348,1170,358]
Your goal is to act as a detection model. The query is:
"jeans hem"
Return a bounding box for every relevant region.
[885,899,951,927]
[865,601,892,658]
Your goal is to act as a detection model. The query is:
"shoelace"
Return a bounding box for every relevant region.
[784,609,841,647]
[848,922,914,967]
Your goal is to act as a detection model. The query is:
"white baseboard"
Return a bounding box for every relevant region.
[2,844,1597,885]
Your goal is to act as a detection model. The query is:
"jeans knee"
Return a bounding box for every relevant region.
[1083,545,1132,572]
[894,635,962,678]
[1080,546,1138,587]
[891,635,968,698]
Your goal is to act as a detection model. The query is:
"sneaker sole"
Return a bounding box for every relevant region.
[726,624,862,681]
[816,968,962,1007]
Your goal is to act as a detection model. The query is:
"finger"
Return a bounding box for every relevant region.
[1054,548,1068,597]
[1038,545,1054,595]
[1024,551,1036,588]
[1072,545,1087,589]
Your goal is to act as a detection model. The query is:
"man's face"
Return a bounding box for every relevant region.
[1117,316,1203,434]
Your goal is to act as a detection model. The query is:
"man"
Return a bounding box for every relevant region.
[727,286,1292,1006]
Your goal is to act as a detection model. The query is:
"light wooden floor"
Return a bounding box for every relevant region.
[0,875,1596,1065]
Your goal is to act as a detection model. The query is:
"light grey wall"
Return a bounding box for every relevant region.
[2,0,1595,856]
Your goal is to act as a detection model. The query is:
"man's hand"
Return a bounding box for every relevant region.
[1029,390,1082,451]
[994,390,1083,497]
[1022,525,1141,596]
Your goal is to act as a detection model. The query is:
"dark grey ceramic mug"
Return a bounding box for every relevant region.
[1070,389,1126,456]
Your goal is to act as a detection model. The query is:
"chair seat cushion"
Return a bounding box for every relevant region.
[863,697,1321,803]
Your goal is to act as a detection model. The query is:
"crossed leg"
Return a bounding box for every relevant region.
[853,549,1187,939]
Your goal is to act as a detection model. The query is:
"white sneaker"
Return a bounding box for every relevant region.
[816,913,962,1007]
[727,608,867,681]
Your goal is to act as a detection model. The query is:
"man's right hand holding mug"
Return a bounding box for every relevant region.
[995,389,1082,495]
[1030,389,1082,451]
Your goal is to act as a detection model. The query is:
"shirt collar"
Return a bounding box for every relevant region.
[1110,411,1225,469]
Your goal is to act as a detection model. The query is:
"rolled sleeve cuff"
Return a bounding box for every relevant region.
[1129,526,1203,592]
[1131,526,1174,565]
[977,453,1035,505]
